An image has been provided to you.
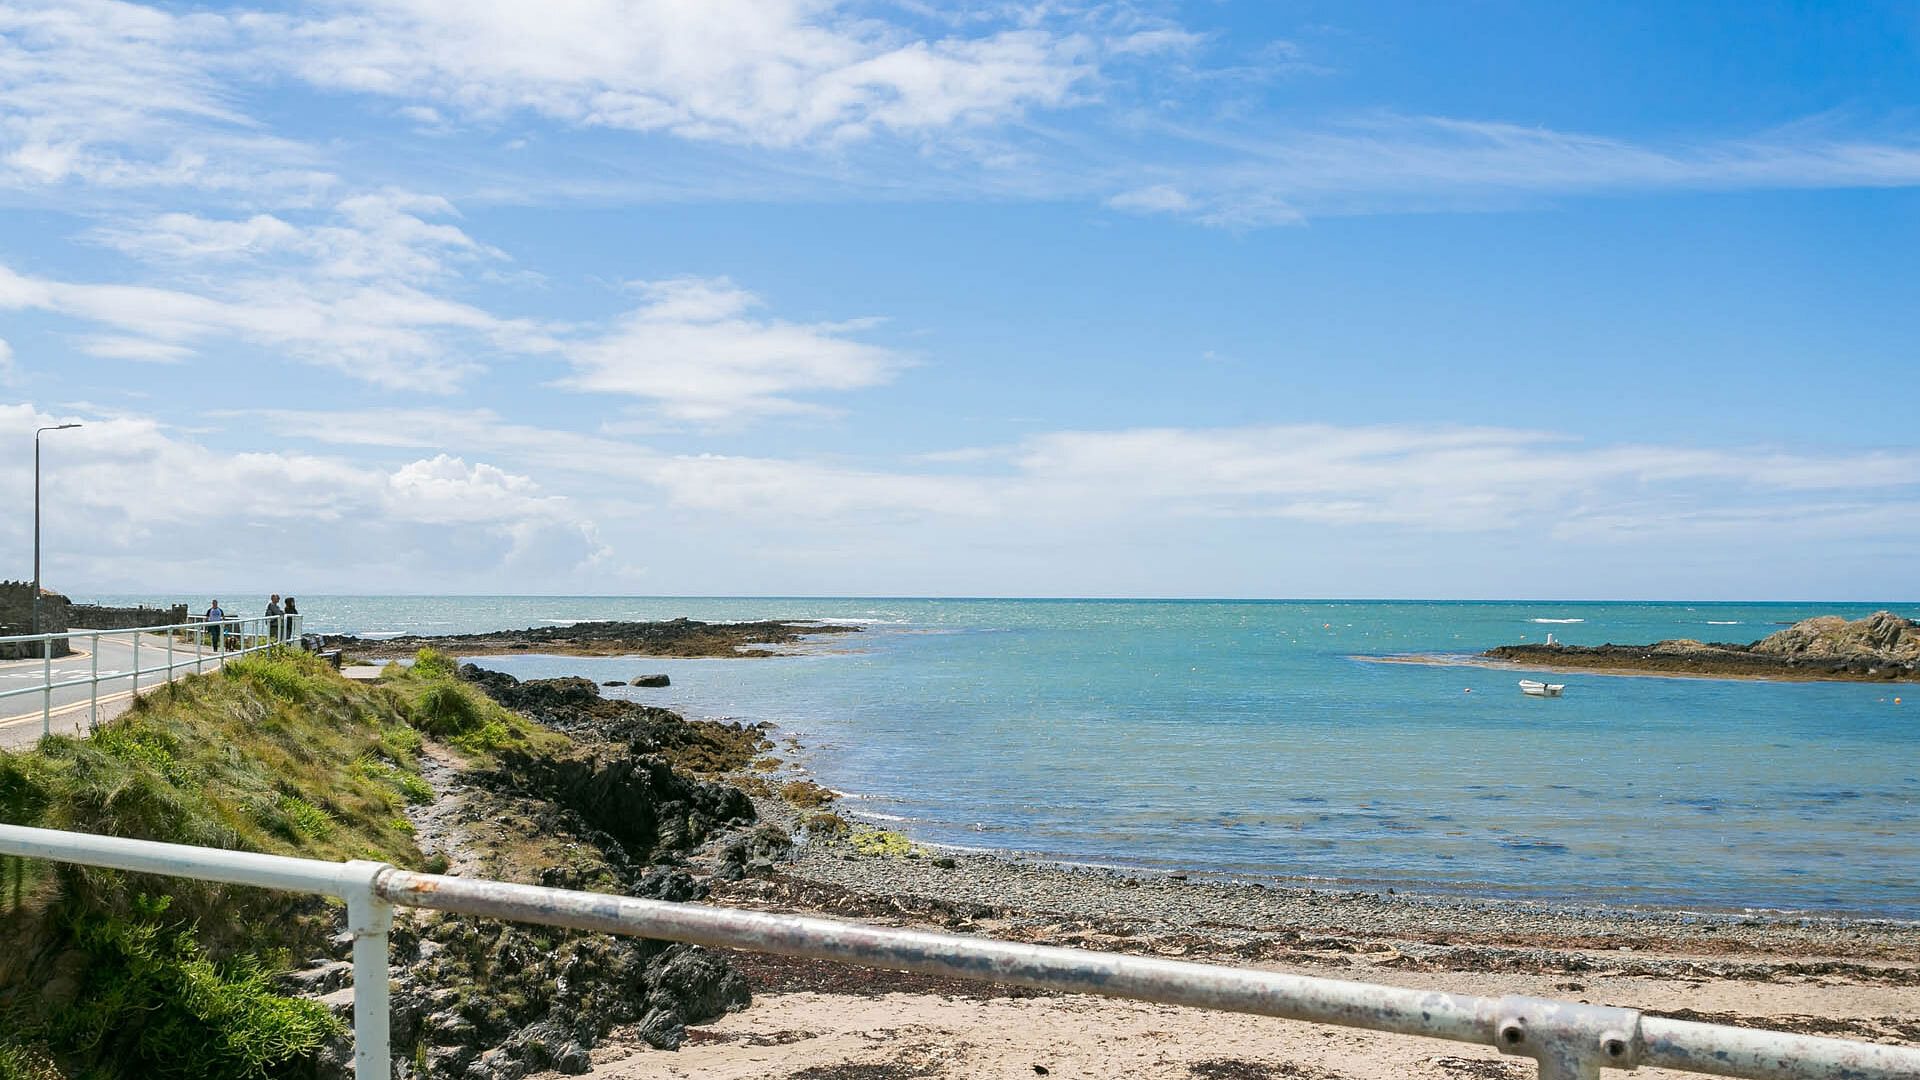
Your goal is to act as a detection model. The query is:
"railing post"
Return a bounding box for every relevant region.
[166,631,174,687]
[131,631,140,696]
[1494,996,1639,1080]
[41,635,52,738]
[344,864,395,1080]
[89,632,99,731]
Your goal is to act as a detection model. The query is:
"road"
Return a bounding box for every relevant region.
[0,633,232,749]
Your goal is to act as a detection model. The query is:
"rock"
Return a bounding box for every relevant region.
[601,680,624,687]
[1753,611,1920,664]
[630,674,670,687]
[716,824,794,881]
[931,856,958,869]
[633,867,709,903]
[554,1043,592,1074]
[275,958,354,996]
[637,944,750,1048]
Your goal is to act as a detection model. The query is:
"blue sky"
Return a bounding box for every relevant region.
[2,0,1917,599]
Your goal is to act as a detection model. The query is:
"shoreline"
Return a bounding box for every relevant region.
[1347,651,1903,683]
[428,660,1920,1079]
[751,738,1920,939]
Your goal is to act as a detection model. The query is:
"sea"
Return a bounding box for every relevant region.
[83,596,1920,918]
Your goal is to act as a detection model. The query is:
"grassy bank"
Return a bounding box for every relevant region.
[0,649,494,1079]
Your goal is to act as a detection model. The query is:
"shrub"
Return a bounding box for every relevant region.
[39,896,341,1079]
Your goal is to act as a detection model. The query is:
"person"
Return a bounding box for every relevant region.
[282,596,299,643]
[205,599,225,651]
[266,594,283,642]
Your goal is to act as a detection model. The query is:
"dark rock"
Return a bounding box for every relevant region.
[630,674,671,687]
[484,748,754,863]
[716,824,794,881]
[633,867,709,903]
[601,680,625,687]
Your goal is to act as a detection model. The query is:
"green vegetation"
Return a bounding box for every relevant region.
[0,647,497,1078]
[378,650,567,761]
[849,826,922,858]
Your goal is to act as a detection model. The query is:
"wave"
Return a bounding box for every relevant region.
[358,631,407,640]
[1529,618,1585,624]
[807,617,908,626]
[1706,621,1741,625]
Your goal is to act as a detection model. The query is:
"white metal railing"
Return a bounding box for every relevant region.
[0,615,304,737]
[0,825,1913,1080]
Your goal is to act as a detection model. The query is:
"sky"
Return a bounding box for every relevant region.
[2,0,1917,600]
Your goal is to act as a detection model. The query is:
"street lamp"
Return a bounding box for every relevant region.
[32,423,83,636]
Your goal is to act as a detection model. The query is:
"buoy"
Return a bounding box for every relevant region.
[1897,697,1904,705]
[1464,688,1473,694]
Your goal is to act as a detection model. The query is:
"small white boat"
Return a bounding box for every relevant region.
[1518,679,1566,697]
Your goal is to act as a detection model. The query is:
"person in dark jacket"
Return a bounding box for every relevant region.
[266,594,283,641]
[282,597,300,642]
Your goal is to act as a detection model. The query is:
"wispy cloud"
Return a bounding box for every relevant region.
[558,277,905,422]
[232,408,1920,541]
[0,0,332,196]
[1101,114,1920,226]
[250,0,1100,149]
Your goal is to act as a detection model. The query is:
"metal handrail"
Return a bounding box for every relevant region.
[0,615,304,736]
[0,824,1912,1080]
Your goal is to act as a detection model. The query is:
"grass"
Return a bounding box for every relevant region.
[377,650,568,762]
[0,648,439,1078]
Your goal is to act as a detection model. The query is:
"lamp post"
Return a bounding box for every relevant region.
[32,423,83,636]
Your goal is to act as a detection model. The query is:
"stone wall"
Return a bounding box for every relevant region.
[0,581,72,659]
[68,602,191,630]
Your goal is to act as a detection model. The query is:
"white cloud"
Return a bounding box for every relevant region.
[0,403,611,591]
[77,335,192,362]
[3,194,544,390]
[0,0,331,195]
[89,191,500,282]
[0,258,532,390]
[255,0,1096,148]
[0,336,13,383]
[226,407,1920,545]
[559,276,905,421]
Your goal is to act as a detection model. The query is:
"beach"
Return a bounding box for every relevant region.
[528,757,1920,1079]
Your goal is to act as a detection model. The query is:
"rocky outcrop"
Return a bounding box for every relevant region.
[484,748,754,863]
[325,618,859,659]
[460,665,770,774]
[385,917,749,1078]
[324,668,776,1079]
[1486,611,1920,682]
[1752,611,1920,665]
[630,674,670,687]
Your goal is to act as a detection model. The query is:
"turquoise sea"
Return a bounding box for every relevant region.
[87,596,1920,917]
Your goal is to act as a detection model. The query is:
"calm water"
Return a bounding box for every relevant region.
[87,595,1920,916]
